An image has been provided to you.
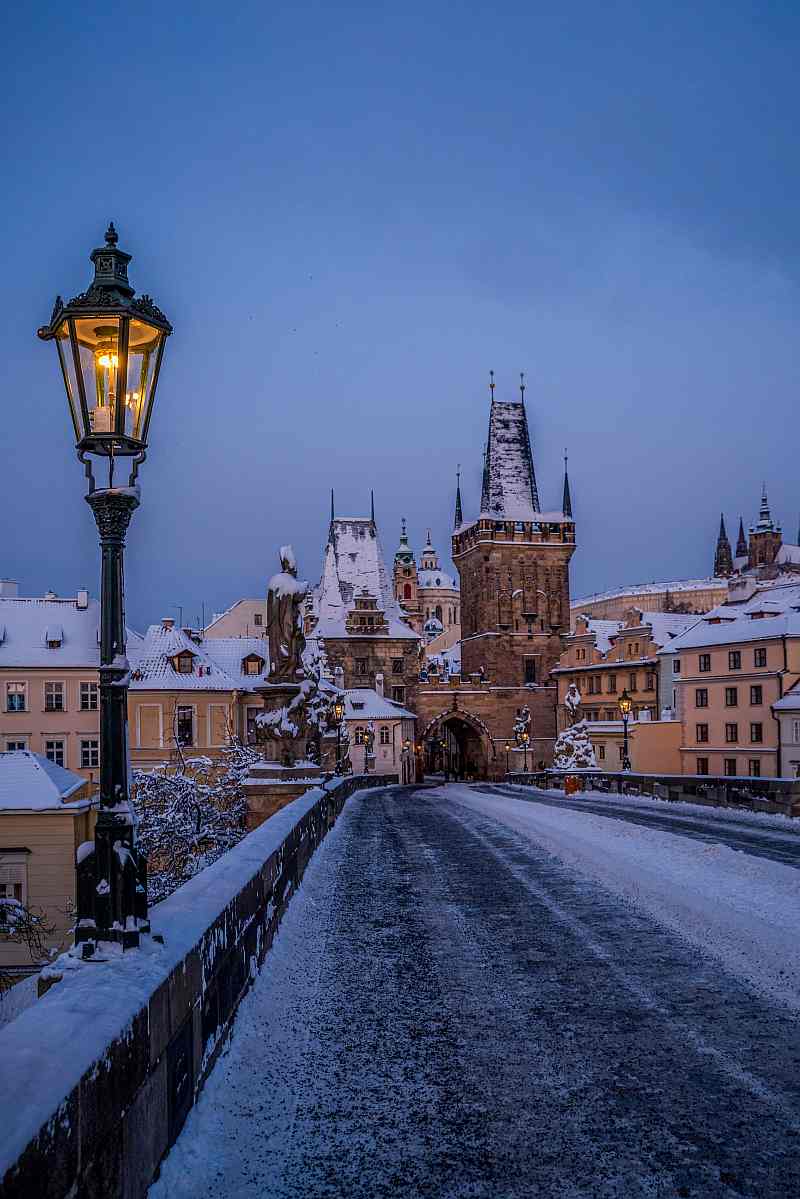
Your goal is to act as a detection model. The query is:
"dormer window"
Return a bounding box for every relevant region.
[44,624,63,649]
[242,654,265,677]
[173,651,195,675]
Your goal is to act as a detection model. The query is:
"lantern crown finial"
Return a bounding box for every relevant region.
[105,221,119,247]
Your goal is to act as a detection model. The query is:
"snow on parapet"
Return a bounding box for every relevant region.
[480,400,540,521]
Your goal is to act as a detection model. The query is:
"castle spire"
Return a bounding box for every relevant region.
[756,482,774,531]
[736,516,747,557]
[714,513,733,577]
[562,449,572,518]
[454,465,463,528]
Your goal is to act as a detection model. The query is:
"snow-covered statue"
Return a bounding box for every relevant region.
[564,682,582,726]
[513,705,531,743]
[266,545,307,682]
[553,722,597,770]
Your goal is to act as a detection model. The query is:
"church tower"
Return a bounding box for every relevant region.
[748,485,782,569]
[452,372,576,733]
[393,519,422,633]
[713,514,733,577]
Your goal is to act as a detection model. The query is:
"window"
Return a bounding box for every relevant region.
[524,658,537,685]
[725,723,738,743]
[728,650,741,671]
[176,707,194,747]
[5,682,26,712]
[391,658,403,675]
[673,659,681,675]
[45,682,64,712]
[606,674,617,693]
[696,757,709,775]
[391,686,406,704]
[576,647,586,661]
[5,740,26,752]
[355,658,368,676]
[253,612,263,626]
[750,685,763,706]
[750,722,763,744]
[80,739,99,768]
[724,758,737,776]
[754,647,767,668]
[695,688,709,708]
[0,855,27,905]
[749,759,761,777]
[379,726,390,746]
[645,673,655,691]
[403,584,412,600]
[696,723,709,743]
[725,687,738,707]
[45,739,65,767]
[618,746,625,761]
[79,681,99,711]
[698,654,711,673]
[598,745,606,761]
[246,706,260,744]
[628,673,637,691]
[355,726,365,745]
[242,655,264,677]
[793,719,800,745]
[174,652,194,675]
[604,709,616,721]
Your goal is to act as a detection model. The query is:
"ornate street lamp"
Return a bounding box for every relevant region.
[332,696,345,773]
[505,741,511,774]
[520,730,530,772]
[618,688,633,771]
[38,224,172,955]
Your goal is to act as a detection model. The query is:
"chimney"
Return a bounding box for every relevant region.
[334,665,345,691]
[375,672,385,697]
[76,589,89,610]
[161,617,175,630]
[0,580,18,598]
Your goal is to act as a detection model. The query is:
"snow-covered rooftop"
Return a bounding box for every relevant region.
[130,625,269,691]
[312,518,418,641]
[344,688,416,721]
[418,569,458,591]
[776,543,800,566]
[0,596,102,667]
[572,578,728,607]
[0,751,91,812]
[658,582,800,653]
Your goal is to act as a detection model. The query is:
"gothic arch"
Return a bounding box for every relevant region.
[420,708,497,760]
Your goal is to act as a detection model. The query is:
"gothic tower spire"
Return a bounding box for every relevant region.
[736,516,747,558]
[454,464,463,528]
[714,513,733,577]
[479,371,540,518]
[562,450,572,518]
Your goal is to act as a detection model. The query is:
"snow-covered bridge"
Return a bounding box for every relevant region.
[149,782,800,1198]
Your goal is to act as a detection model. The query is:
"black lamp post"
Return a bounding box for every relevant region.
[38,224,172,956]
[333,696,345,773]
[618,688,633,771]
[521,731,530,772]
[505,741,510,773]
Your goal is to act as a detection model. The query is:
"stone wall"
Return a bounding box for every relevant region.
[0,774,398,1199]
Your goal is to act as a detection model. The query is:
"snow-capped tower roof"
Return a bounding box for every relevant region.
[313,514,417,640]
[479,371,540,521]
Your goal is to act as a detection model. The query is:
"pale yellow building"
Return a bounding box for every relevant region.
[0,751,95,973]
[204,599,267,640]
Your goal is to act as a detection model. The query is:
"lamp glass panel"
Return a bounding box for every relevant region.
[73,316,121,439]
[125,319,163,441]
[54,323,84,441]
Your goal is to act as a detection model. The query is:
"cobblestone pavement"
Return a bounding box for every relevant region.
[484,783,800,868]
[152,785,800,1199]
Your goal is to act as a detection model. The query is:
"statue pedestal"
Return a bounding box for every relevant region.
[243,760,323,831]
[254,681,310,766]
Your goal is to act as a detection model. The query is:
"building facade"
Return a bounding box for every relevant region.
[415,375,575,777]
[659,579,800,778]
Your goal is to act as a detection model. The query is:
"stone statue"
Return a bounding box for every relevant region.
[266,545,308,682]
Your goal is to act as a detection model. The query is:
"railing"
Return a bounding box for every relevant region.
[504,768,800,817]
[0,772,398,1199]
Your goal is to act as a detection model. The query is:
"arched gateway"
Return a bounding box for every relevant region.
[421,710,496,780]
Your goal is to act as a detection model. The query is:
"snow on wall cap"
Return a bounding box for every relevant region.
[161,617,174,629]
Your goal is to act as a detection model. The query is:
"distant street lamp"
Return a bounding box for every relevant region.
[332,696,345,773]
[505,741,511,773]
[521,730,530,772]
[618,688,633,771]
[38,223,172,955]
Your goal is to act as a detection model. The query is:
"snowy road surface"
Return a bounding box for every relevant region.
[151,784,800,1198]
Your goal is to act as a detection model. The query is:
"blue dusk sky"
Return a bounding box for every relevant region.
[2,1,799,628]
